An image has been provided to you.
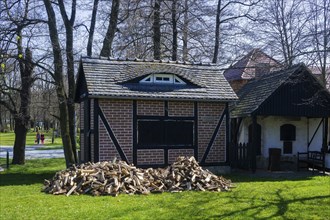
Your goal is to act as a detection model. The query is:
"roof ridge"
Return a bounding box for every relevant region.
[81,56,218,67]
[244,49,258,73]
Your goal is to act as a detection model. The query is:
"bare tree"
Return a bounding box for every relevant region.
[254,0,309,66]
[87,0,100,57]
[0,0,38,164]
[153,0,161,60]
[182,0,189,61]
[58,0,78,163]
[306,0,330,87]
[212,0,260,64]
[171,0,178,61]
[43,0,76,166]
[100,0,121,57]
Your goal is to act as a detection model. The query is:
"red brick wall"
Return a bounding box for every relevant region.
[198,102,226,163]
[205,122,226,163]
[137,149,164,165]
[99,122,122,161]
[98,99,133,162]
[168,149,194,164]
[137,100,164,116]
[168,101,194,117]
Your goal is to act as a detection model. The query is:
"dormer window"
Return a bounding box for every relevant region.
[140,73,186,85]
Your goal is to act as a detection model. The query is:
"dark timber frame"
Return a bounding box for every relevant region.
[133,101,199,167]
[91,99,230,167]
[83,99,91,161]
[93,99,99,162]
[98,105,129,163]
[200,104,228,165]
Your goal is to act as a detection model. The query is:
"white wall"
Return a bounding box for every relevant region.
[236,116,329,168]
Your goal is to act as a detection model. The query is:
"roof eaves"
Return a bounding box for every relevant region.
[87,94,238,102]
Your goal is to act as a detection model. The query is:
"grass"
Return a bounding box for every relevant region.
[0,159,329,220]
[0,130,63,148]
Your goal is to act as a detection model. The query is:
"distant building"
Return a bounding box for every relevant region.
[224,49,282,93]
[308,66,330,90]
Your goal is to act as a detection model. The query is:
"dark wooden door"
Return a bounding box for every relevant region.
[249,123,261,155]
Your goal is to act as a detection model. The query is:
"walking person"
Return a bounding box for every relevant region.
[36,131,41,144]
[41,133,45,144]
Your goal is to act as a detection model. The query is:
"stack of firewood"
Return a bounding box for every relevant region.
[42,156,233,196]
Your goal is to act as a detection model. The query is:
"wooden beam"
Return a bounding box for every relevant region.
[93,99,99,162]
[194,102,198,161]
[200,108,226,164]
[250,115,257,173]
[133,100,137,166]
[322,117,328,153]
[308,119,323,148]
[98,105,129,163]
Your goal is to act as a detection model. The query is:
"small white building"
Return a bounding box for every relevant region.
[230,64,330,171]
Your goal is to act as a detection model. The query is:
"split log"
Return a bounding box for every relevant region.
[42,156,233,196]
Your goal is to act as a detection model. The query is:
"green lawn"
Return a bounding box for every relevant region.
[0,159,329,220]
[0,130,63,147]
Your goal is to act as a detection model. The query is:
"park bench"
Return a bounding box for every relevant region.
[297,151,325,174]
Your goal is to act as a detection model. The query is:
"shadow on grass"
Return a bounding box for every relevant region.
[225,169,328,183]
[0,172,56,186]
[0,158,65,186]
[105,190,330,220]
[211,193,330,219]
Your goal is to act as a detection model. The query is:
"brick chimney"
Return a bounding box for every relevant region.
[255,63,271,78]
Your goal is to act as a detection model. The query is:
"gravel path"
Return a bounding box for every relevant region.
[0,145,64,159]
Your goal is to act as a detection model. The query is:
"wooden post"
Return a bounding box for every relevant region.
[322,117,328,153]
[225,103,230,166]
[93,99,99,163]
[230,118,237,168]
[251,115,257,173]
[6,150,9,169]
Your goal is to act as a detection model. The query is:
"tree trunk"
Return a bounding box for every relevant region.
[12,118,28,164]
[87,0,99,56]
[43,0,76,167]
[171,0,178,61]
[153,0,161,60]
[58,0,78,163]
[212,0,222,64]
[100,0,120,57]
[58,97,75,166]
[0,107,3,132]
[320,0,328,87]
[182,0,189,61]
[12,48,34,164]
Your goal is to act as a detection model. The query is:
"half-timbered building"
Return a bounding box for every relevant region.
[75,57,237,169]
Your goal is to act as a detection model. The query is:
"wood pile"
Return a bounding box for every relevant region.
[43,156,232,196]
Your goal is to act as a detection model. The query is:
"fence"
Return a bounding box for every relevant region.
[230,142,256,172]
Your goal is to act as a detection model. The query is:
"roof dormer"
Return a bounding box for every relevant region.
[140,73,186,85]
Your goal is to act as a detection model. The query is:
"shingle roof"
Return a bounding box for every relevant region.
[224,49,281,81]
[231,63,330,117]
[76,57,238,102]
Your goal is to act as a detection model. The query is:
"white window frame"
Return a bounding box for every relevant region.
[140,73,186,85]
[140,75,153,83]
